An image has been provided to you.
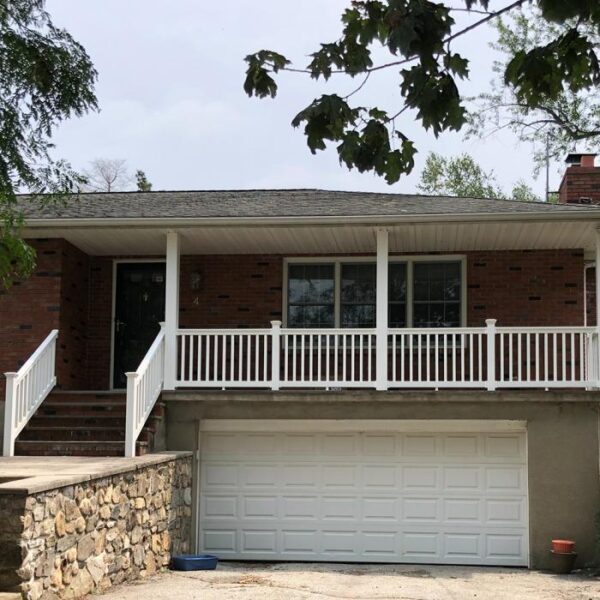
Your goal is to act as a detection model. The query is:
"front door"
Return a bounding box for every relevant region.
[113,262,166,388]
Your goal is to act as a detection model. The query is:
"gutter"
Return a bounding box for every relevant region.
[22,210,600,230]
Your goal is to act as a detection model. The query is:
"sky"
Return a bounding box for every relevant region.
[46,1,567,197]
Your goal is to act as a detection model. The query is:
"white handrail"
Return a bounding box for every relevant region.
[124,324,165,457]
[3,329,58,456]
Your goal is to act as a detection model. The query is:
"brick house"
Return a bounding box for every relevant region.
[1,154,600,569]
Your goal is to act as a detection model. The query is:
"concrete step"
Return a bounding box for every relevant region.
[15,391,162,457]
[14,440,149,457]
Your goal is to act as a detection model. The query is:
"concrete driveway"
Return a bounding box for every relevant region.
[97,562,600,600]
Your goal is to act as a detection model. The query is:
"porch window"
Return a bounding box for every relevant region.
[287,264,335,327]
[341,264,376,327]
[413,262,461,328]
[286,258,463,328]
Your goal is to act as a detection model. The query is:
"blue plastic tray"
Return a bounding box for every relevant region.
[170,554,219,571]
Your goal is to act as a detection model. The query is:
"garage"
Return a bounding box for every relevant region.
[198,421,528,566]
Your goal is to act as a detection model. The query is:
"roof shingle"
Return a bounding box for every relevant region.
[19,188,597,220]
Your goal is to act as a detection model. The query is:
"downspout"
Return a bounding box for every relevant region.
[584,263,594,327]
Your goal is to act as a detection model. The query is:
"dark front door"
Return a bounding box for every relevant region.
[113,262,166,388]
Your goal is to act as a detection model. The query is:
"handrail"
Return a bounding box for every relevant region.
[3,329,58,456]
[124,324,165,457]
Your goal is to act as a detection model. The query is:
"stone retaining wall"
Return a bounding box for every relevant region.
[0,455,192,599]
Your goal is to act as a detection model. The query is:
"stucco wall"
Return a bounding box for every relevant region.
[164,390,600,570]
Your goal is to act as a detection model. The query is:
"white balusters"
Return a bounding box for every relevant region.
[495,327,593,387]
[3,330,58,456]
[125,325,165,457]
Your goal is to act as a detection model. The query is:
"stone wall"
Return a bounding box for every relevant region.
[0,455,192,599]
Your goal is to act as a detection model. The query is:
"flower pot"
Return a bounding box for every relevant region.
[550,550,577,574]
[552,539,575,554]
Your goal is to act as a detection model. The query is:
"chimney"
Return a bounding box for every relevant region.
[558,153,600,204]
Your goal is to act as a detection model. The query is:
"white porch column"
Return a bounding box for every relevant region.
[164,230,180,390]
[595,229,600,387]
[596,229,600,327]
[376,229,389,391]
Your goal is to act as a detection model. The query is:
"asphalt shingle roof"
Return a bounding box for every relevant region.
[19,188,597,220]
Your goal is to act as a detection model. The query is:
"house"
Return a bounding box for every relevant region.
[1,154,600,571]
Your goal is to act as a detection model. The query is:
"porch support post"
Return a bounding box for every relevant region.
[164,230,180,390]
[375,228,389,391]
[595,229,600,387]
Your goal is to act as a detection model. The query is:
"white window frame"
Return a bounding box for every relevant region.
[283,255,467,328]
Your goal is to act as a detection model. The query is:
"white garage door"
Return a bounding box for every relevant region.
[199,425,528,566]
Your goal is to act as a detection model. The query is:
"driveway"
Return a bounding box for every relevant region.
[97,562,600,600]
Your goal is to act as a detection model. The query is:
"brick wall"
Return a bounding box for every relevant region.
[0,239,95,394]
[466,250,584,326]
[0,239,63,397]
[58,243,90,389]
[559,166,600,204]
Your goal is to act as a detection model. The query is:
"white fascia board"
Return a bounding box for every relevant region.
[22,210,600,230]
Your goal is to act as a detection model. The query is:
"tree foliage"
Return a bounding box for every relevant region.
[82,158,131,192]
[418,152,541,201]
[135,170,152,192]
[243,1,600,184]
[468,5,600,172]
[0,0,97,286]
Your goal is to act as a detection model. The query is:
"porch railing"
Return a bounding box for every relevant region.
[173,320,599,390]
[3,329,58,456]
[124,324,165,457]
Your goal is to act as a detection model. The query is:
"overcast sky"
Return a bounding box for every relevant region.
[46,1,567,197]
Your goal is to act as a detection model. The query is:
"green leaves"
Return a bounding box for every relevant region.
[291,95,361,153]
[505,30,600,105]
[401,66,467,135]
[292,96,415,183]
[243,50,290,98]
[243,0,600,186]
[0,0,98,286]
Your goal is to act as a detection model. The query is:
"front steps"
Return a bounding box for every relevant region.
[15,391,164,457]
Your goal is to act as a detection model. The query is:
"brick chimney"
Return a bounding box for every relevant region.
[558,153,600,204]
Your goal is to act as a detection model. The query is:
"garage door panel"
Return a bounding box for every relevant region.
[403,466,439,490]
[200,430,528,565]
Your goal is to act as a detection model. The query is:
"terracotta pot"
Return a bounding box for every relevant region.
[550,550,577,574]
[552,539,575,554]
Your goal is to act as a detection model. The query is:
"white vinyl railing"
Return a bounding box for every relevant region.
[3,329,58,456]
[281,329,376,387]
[495,326,592,388]
[388,327,487,388]
[125,325,165,457]
[172,320,600,391]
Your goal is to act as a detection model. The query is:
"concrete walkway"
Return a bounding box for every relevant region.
[96,562,600,600]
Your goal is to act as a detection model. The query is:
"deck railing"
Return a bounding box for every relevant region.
[3,329,58,456]
[124,324,165,457]
[172,320,599,391]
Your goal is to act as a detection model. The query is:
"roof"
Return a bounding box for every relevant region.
[19,189,599,222]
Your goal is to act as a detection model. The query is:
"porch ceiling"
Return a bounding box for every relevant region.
[24,219,598,257]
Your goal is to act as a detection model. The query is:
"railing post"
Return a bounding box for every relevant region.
[3,373,17,457]
[486,319,497,391]
[270,321,281,391]
[124,372,138,458]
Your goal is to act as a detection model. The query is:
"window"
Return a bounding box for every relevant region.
[413,262,461,328]
[285,258,463,328]
[388,263,407,327]
[287,264,335,327]
[341,264,376,327]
